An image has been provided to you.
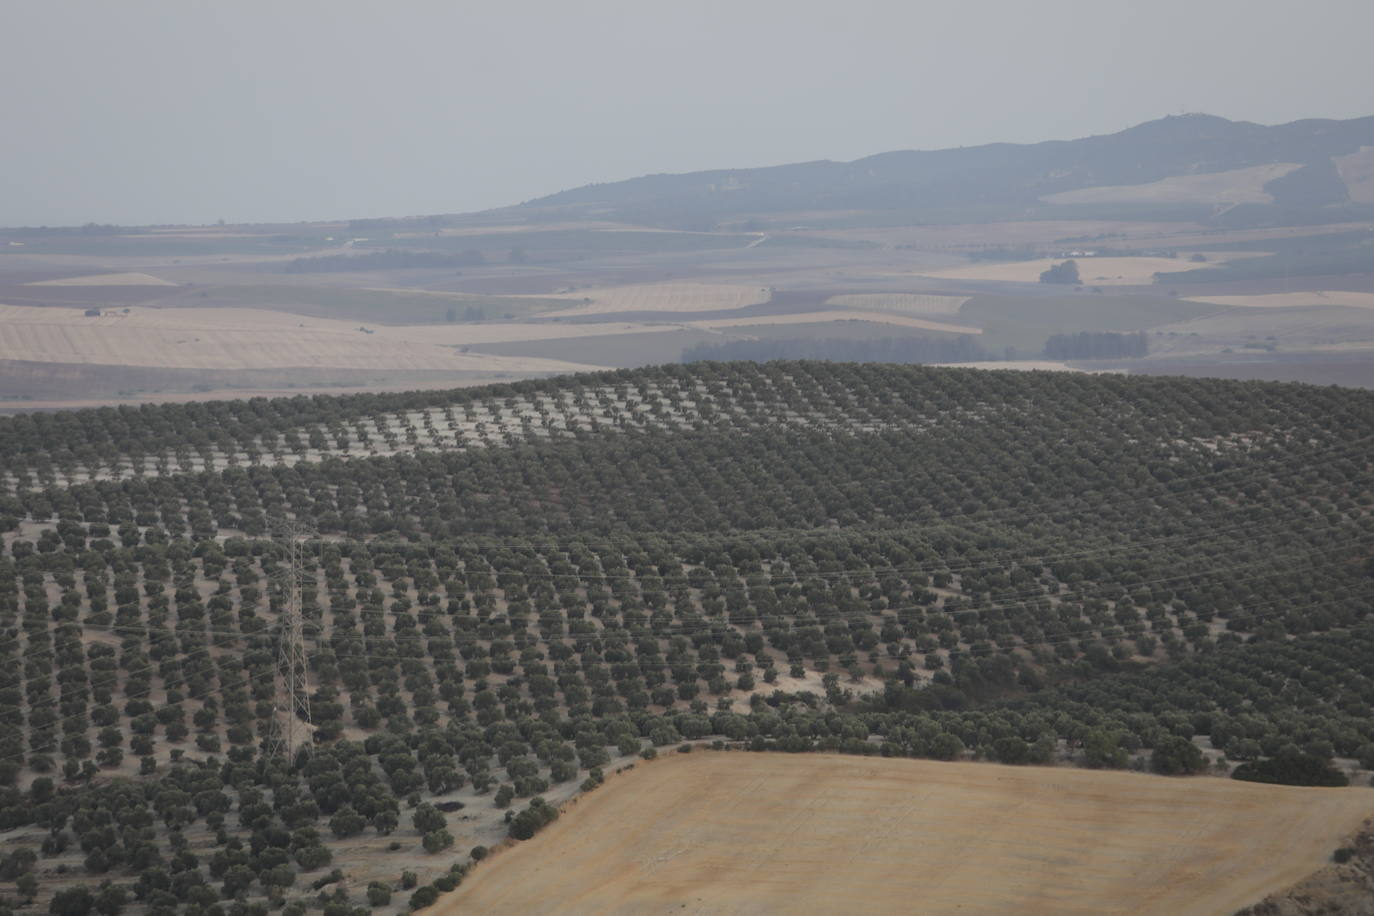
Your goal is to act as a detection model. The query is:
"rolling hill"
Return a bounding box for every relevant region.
[517,113,1374,228]
[0,361,1371,912]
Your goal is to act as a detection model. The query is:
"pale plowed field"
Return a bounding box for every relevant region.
[1335,147,1374,204]
[0,305,622,372]
[26,271,177,286]
[1191,290,1374,310]
[1041,162,1301,206]
[826,293,971,315]
[543,282,772,317]
[440,753,1373,916]
[688,310,981,334]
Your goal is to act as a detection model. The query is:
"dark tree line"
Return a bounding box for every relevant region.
[1043,332,1147,360]
[284,249,484,273]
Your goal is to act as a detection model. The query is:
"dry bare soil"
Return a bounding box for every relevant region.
[440,753,1372,916]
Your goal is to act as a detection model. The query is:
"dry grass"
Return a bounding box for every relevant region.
[922,256,1243,286]
[439,753,1374,916]
[687,310,982,335]
[1042,163,1302,206]
[542,282,772,317]
[26,271,177,286]
[1336,147,1374,204]
[826,293,970,315]
[1190,291,1374,310]
[0,305,614,372]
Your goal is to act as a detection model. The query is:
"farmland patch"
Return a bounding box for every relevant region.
[1041,163,1303,207]
[25,272,176,287]
[1190,290,1374,310]
[440,753,1372,915]
[825,293,970,315]
[542,282,772,317]
[921,257,1244,286]
[687,310,981,335]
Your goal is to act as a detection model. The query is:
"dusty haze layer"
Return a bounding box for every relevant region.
[3,0,1374,226]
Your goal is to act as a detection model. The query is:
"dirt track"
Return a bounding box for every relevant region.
[438,753,1374,915]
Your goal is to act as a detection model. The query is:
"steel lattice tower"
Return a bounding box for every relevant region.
[267,521,313,762]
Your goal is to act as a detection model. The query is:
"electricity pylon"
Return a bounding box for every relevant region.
[267,520,313,762]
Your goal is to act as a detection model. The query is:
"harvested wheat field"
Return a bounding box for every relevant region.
[687,310,981,335]
[543,282,772,316]
[826,292,971,315]
[440,753,1373,916]
[26,271,177,286]
[1190,290,1374,310]
[0,305,613,373]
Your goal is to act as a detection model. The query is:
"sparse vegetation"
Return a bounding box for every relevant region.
[1043,331,1147,359]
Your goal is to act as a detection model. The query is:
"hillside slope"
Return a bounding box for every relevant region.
[519,114,1374,225]
[0,362,1371,912]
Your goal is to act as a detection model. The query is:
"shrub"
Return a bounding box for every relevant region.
[1232,752,1348,787]
[365,883,392,907]
[49,888,94,916]
[508,798,559,841]
[422,829,453,854]
[1149,736,1207,776]
[408,886,438,911]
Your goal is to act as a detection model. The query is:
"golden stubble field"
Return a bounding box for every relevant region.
[0,305,678,373]
[1190,290,1374,310]
[541,282,773,317]
[0,301,983,377]
[825,292,971,315]
[687,311,982,335]
[439,753,1373,916]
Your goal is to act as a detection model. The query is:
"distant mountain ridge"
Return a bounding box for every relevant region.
[518,113,1374,227]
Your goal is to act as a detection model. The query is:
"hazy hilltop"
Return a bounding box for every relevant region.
[519,113,1374,228]
[4,112,1374,408]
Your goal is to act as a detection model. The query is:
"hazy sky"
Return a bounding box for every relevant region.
[4,0,1373,227]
